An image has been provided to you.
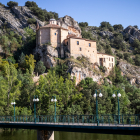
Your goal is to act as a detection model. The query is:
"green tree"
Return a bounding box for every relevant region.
[27,18,36,24]
[113,24,124,30]
[100,21,112,29]
[25,54,36,72]
[105,45,112,55]
[35,61,46,75]
[79,22,88,27]
[18,52,25,68]
[135,54,140,66]
[7,1,18,7]
[25,1,38,7]
[3,63,21,106]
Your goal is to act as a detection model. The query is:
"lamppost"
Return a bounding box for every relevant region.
[33,95,39,123]
[11,100,16,122]
[112,90,121,124]
[93,89,103,126]
[51,96,57,123]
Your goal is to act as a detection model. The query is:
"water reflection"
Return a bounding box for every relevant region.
[0,129,140,140]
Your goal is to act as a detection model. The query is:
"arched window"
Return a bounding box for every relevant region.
[79,47,82,51]
[89,43,91,47]
[55,33,56,35]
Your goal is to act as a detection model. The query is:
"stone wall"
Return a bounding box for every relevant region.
[97,53,115,72]
[66,38,97,64]
[39,28,50,45]
[50,28,61,48]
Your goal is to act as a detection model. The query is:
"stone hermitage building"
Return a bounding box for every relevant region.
[36,18,115,73]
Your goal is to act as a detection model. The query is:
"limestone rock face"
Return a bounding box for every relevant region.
[0,6,44,38]
[57,15,81,37]
[123,26,140,43]
[66,60,103,85]
[34,45,58,68]
[118,60,140,86]
[100,31,114,38]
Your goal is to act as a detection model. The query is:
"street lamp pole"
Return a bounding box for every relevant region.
[33,95,39,123]
[112,90,121,124]
[51,96,57,123]
[94,89,103,126]
[11,100,16,122]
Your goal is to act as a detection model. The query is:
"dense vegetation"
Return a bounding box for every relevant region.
[79,21,140,66]
[0,1,140,116]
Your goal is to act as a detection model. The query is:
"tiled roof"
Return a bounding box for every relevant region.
[39,24,68,31]
[68,37,96,42]
[97,53,115,57]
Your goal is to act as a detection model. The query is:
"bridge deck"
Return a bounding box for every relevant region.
[0,122,140,135]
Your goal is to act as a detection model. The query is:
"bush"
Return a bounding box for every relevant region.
[113,24,124,30]
[0,2,5,6]
[133,25,138,29]
[27,18,36,24]
[7,1,18,7]
[25,1,38,7]
[109,26,114,32]
[135,54,140,66]
[100,21,112,29]
[116,53,124,59]
[79,22,88,27]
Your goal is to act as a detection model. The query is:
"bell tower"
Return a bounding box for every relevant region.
[49,17,57,25]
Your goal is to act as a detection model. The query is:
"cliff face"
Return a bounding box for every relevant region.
[58,15,81,37]
[118,60,140,86]
[123,26,140,43]
[0,6,44,38]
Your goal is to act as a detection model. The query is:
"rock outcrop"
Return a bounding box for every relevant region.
[65,59,104,85]
[57,15,81,37]
[118,60,140,86]
[0,6,44,38]
[123,26,140,43]
[99,31,114,39]
[34,45,58,68]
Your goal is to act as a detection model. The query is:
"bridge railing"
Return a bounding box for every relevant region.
[0,114,140,126]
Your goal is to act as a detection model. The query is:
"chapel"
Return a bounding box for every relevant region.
[36,18,115,72]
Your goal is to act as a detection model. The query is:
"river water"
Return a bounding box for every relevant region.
[0,129,140,140]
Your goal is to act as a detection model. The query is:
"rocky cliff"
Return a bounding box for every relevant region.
[0,6,44,39]
[123,26,140,43]
[58,15,81,37]
[118,60,140,86]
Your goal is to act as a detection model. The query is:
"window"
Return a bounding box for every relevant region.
[104,58,105,62]
[112,63,113,67]
[55,33,56,35]
[89,43,91,47]
[77,41,79,45]
[79,47,82,51]
[112,58,113,62]
[109,57,110,61]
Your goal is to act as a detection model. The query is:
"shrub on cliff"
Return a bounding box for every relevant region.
[25,1,38,7]
[7,1,18,7]
[79,22,88,27]
[27,18,36,24]
[113,24,124,30]
[135,54,140,66]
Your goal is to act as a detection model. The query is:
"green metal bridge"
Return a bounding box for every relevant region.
[0,114,140,135]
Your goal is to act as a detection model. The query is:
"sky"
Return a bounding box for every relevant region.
[1,0,140,29]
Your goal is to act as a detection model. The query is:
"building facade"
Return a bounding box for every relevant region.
[36,18,115,72]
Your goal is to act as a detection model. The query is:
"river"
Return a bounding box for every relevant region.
[0,129,140,140]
